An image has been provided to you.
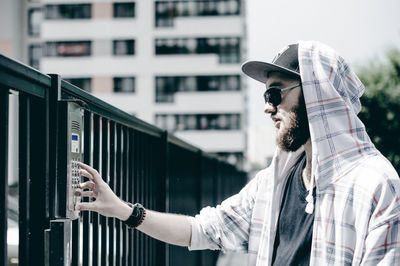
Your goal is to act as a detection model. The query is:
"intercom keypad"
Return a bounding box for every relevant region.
[66,102,84,220]
[71,158,81,189]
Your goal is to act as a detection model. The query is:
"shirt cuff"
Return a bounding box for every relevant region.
[187,216,217,251]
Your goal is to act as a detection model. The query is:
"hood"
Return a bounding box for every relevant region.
[299,41,377,188]
[272,41,378,213]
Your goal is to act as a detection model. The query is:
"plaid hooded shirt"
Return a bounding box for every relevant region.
[188,41,400,265]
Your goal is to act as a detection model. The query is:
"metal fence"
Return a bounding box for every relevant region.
[0,54,247,266]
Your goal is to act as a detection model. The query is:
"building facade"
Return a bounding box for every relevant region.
[26,0,247,168]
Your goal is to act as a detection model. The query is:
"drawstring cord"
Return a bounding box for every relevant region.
[305,179,314,213]
[305,154,317,214]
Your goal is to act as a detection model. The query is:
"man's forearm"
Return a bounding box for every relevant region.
[119,206,192,247]
[138,210,192,247]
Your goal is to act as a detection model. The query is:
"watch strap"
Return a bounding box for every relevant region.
[123,202,146,229]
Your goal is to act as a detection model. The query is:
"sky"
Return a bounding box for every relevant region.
[244,0,400,165]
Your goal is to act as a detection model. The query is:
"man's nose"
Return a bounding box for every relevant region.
[264,102,276,114]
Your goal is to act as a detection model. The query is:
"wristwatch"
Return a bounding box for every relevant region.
[123,202,146,229]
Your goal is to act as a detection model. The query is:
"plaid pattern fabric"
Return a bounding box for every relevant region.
[189,41,400,265]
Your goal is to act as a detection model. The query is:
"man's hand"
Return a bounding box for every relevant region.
[75,162,132,221]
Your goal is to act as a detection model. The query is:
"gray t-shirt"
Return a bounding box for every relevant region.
[272,153,315,266]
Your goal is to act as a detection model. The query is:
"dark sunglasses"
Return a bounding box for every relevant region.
[263,83,301,106]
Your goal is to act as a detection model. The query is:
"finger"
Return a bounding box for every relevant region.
[75,202,97,211]
[77,162,101,183]
[80,181,95,190]
[80,169,94,181]
[78,190,97,198]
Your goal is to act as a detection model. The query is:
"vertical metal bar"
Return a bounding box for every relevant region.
[29,96,47,265]
[149,136,155,266]
[82,111,92,266]
[101,118,109,266]
[133,130,139,266]
[54,102,68,219]
[148,136,152,266]
[196,151,202,210]
[216,162,223,207]
[128,128,134,266]
[157,131,168,266]
[19,94,30,266]
[134,131,140,266]
[139,132,144,266]
[92,114,100,266]
[144,134,149,265]
[147,135,151,266]
[144,133,148,265]
[163,132,170,266]
[71,218,80,266]
[50,77,69,220]
[47,74,64,266]
[46,75,57,266]
[0,88,9,266]
[109,121,116,266]
[48,74,61,221]
[213,160,219,209]
[126,127,130,266]
[150,135,155,266]
[150,136,155,266]
[122,126,128,266]
[196,151,202,266]
[115,124,122,266]
[196,150,203,266]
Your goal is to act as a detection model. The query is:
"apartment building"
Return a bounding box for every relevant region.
[26,0,247,168]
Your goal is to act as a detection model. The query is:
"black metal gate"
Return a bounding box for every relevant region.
[0,54,247,266]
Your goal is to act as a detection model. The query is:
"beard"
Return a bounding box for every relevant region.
[276,95,310,152]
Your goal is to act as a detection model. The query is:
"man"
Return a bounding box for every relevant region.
[76,41,400,265]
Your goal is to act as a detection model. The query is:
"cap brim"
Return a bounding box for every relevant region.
[241,61,300,84]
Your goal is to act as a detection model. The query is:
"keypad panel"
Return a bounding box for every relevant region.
[68,156,82,213]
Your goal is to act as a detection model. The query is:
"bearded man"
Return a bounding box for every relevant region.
[76,41,400,265]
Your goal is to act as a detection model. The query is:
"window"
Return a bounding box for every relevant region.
[113,40,135,55]
[45,4,91,19]
[155,0,241,27]
[114,77,135,93]
[155,113,241,131]
[155,37,241,63]
[44,41,91,57]
[29,45,42,70]
[155,75,241,103]
[64,78,91,92]
[28,8,42,37]
[114,2,135,18]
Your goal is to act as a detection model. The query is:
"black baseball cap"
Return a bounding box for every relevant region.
[241,44,300,83]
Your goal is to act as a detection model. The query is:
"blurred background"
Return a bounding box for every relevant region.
[1,0,399,265]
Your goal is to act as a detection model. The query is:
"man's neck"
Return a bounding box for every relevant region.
[302,139,313,190]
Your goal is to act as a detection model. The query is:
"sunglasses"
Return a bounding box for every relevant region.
[263,83,301,106]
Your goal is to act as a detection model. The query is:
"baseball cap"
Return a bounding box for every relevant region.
[241,43,300,83]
